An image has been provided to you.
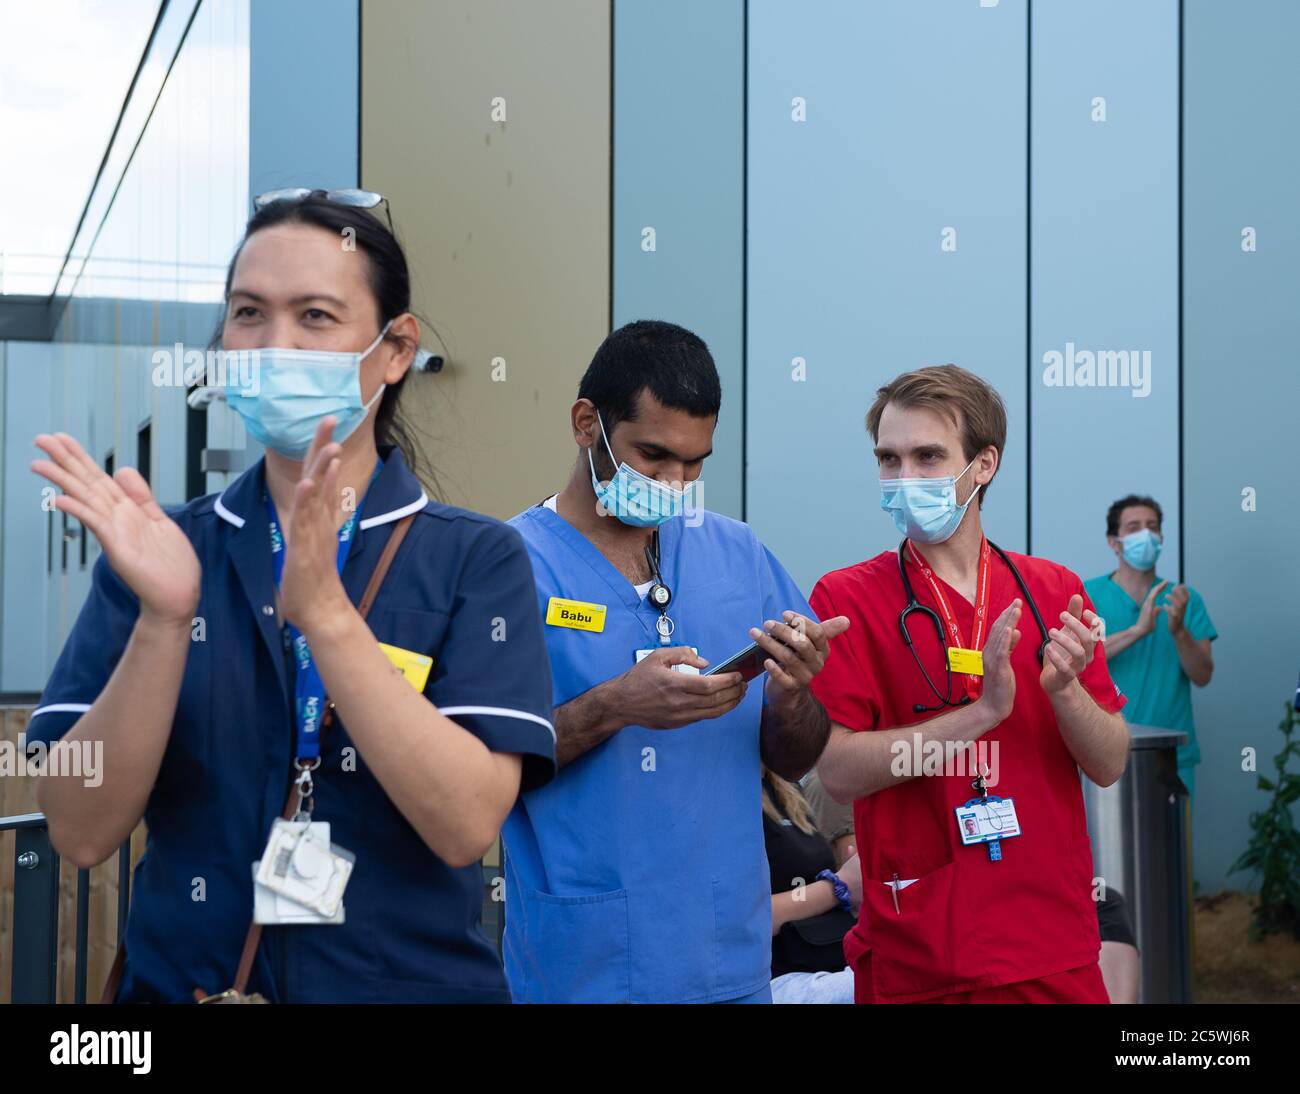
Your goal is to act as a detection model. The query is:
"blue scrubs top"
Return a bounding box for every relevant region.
[1084,573,1216,779]
[502,504,813,1003]
[28,447,556,1003]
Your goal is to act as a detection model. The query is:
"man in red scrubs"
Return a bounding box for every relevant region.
[811,365,1129,1004]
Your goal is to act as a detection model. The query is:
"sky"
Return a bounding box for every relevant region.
[0,0,161,295]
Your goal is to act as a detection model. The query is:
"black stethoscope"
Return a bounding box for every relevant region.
[897,539,1052,714]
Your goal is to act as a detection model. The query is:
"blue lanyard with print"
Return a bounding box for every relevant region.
[264,465,379,761]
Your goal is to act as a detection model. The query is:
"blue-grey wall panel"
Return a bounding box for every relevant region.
[747,0,1028,593]
[1184,0,1300,889]
[240,0,358,472]
[1,345,53,692]
[249,0,358,197]
[613,0,745,519]
[1029,0,1179,579]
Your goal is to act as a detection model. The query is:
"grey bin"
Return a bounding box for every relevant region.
[1082,724,1191,1004]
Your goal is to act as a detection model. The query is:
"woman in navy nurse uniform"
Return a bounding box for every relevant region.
[28,191,556,1003]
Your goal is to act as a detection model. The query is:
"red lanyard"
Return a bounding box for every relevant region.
[906,536,993,699]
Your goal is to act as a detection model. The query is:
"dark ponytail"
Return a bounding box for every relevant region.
[218,193,436,490]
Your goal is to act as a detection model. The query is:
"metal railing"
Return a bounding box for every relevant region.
[2,812,130,1004]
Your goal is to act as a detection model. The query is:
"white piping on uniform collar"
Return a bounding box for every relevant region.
[214,492,245,528]
[213,486,426,531]
[359,491,428,530]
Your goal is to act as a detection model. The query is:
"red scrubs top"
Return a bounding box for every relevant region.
[809,545,1126,1004]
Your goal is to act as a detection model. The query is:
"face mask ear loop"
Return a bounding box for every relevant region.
[586,412,610,489]
[363,382,386,412]
[596,411,620,468]
[360,319,395,362]
[955,455,981,509]
[356,319,398,412]
[587,411,622,490]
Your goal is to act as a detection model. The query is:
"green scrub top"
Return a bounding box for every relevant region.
[1084,573,1216,792]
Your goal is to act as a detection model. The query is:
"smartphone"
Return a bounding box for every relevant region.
[703,640,767,680]
[709,625,812,681]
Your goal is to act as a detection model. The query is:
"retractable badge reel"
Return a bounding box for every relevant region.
[632,532,704,675]
[645,535,675,646]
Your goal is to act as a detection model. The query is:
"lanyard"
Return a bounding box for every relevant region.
[906,536,992,700]
[265,466,377,761]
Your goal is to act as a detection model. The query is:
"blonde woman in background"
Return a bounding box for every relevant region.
[763,768,860,1004]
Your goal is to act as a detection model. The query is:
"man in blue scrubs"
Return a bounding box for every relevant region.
[1084,495,1216,797]
[503,320,848,1003]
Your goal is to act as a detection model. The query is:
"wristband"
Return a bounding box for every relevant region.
[816,868,853,914]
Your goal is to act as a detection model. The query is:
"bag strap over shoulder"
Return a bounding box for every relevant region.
[357,512,415,619]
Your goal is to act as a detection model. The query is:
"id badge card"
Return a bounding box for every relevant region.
[252,821,344,925]
[947,647,984,675]
[254,818,355,919]
[635,646,700,674]
[378,642,433,692]
[252,864,346,925]
[954,795,1022,846]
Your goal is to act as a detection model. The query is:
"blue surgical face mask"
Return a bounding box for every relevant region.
[224,321,392,459]
[1120,528,1161,571]
[879,457,978,544]
[588,412,702,528]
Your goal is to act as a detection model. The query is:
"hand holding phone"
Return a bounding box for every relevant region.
[618,646,748,728]
[705,621,808,681]
[705,612,851,688]
[703,639,769,681]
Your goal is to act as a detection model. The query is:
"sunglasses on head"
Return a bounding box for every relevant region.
[253,187,394,233]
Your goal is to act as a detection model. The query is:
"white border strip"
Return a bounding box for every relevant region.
[214,493,245,528]
[440,705,556,743]
[215,490,426,531]
[360,492,428,530]
[31,702,93,719]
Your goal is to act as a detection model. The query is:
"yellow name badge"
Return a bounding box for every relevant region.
[379,643,434,692]
[546,597,607,633]
[947,647,985,676]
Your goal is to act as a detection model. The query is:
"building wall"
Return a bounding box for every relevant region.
[747,0,1029,584]
[360,0,611,518]
[1029,0,1179,576]
[0,0,249,691]
[740,0,1282,889]
[1183,0,1300,891]
[358,0,1285,891]
[2,0,363,687]
[0,343,53,693]
[613,0,745,519]
[250,0,357,200]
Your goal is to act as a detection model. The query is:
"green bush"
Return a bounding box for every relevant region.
[1229,700,1300,939]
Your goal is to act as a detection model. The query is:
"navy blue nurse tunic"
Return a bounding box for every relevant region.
[27,447,556,1002]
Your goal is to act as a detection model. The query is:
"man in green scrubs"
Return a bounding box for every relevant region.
[1084,495,1216,797]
